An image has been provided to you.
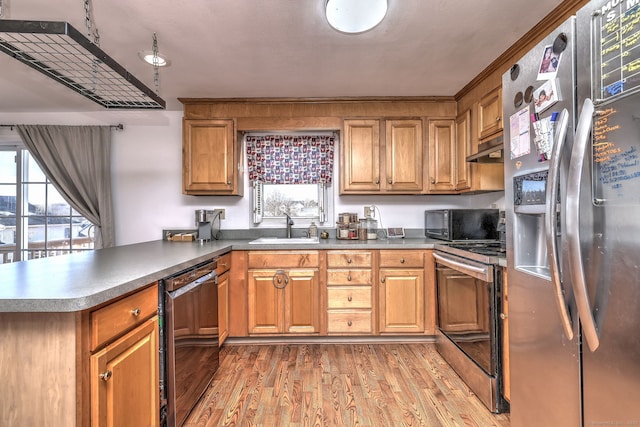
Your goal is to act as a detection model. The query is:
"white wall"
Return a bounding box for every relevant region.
[0,110,504,246]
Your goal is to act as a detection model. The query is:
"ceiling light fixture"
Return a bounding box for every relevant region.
[139,51,169,67]
[0,20,166,109]
[325,0,388,34]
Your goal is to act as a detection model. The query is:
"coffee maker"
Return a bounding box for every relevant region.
[194,209,214,243]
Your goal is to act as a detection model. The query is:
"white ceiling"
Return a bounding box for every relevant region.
[0,0,564,113]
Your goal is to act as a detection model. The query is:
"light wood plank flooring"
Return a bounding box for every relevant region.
[185,343,510,427]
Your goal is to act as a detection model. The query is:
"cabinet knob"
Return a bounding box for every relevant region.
[381,277,386,283]
[347,258,352,264]
[227,180,231,185]
[500,313,508,320]
[400,257,405,263]
[431,177,435,184]
[347,321,353,327]
[348,295,353,302]
[130,308,141,316]
[99,370,113,382]
[375,178,380,184]
[387,178,392,184]
[496,116,501,122]
[347,275,352,281]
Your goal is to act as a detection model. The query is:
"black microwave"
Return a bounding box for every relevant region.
[425,209,499,241]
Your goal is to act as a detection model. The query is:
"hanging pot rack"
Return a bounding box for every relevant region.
[0,19,166,109]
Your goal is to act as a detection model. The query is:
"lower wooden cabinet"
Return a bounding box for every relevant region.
[90,316,159,427]
[378,250,426,333]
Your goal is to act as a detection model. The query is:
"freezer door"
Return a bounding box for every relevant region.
[576,2,640,424]
[503,16,581,427]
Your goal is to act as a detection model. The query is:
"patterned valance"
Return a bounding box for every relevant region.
[246,135,335,184]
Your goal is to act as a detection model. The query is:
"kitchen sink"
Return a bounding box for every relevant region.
[249,237,319,244]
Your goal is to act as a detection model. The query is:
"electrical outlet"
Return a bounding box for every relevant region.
[214,208,225,220]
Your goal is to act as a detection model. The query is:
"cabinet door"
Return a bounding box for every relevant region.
[502,269,510,402]
[478,87,503,140]
[248,270,282,334]
[341,119,380,193]
[91,316,159,427]
[379,269,425,333]
[455,110,472,191]
[285,269,320,334]
[436,266,488,333]
[183,119,241,195]
[427,119,456,192]
[218,272,229,345]
[385,119,423,192]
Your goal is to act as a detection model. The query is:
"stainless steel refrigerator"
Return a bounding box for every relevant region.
[503,1,640,425]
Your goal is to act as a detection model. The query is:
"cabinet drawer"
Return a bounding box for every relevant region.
[248,251,319,268]
[327,287,372,309]
[215,252,231,275]
[327,251,372,268]
[90,285,158,351]
[327,311,373,333]
[326,269,372,285]
[379,250,424,268]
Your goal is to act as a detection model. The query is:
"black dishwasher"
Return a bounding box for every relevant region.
[159,259,219,427]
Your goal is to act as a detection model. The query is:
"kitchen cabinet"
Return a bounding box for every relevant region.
[89,285,160,427]
[455,110,472,191]
[216,253,231,346]
[247,251,320,335]
[378,250,425,333]
[341,118,423,194]
[326,250,374,335]
[436,265,488,333]
[427,118,458,193]
[182,118,243,195]
[477,86,503,141]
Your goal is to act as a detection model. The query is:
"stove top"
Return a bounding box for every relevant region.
[435,241,505,264]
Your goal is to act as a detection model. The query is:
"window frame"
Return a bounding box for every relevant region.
[252,181,332,228]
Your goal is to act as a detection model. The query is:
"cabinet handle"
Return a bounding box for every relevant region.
[221,262,228,268]
[227,180,231,185]
[347,258,352,264]
[400,257,405,264]
[496,116,501,122]
[348,295,353,302]
[375,178,380,184]
[99,370,112,382]
[431,177,435,184]
[347,275,352,281]
[387,178,392,184]
[381,277,386,283]
[130,308,141,316]
[273,270,289,289]
[500,313,508,320]
[347,321,353,327]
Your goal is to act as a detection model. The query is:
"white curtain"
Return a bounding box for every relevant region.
[16,125,115,248]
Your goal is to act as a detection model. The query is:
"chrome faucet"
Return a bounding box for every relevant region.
[284,213,294,238]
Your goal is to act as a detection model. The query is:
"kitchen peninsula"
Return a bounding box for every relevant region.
[0,237,445,426]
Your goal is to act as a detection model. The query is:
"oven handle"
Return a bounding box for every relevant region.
[544,108,575,341]
[433,252,492,282]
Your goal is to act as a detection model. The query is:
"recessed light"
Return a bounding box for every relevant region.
[138,50,170,67]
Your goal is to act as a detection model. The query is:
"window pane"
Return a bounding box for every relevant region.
[25,154,47,182]
[263,184,319,218]
[0,151,16,183]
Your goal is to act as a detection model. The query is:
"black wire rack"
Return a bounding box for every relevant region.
[0,20,166,109]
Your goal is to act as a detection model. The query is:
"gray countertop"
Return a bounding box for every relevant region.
[0,237,444,313]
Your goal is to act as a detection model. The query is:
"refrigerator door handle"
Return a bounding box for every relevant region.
[567,97,600,352]
[545,108,574,340]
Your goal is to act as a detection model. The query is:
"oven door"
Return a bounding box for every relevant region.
[433,252,495,376]
[165,270,219,427]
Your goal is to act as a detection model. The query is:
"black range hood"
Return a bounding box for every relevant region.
[466,135,504,163]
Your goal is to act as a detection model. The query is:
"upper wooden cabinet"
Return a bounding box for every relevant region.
[427,118,456,193]
[477,86,503,141]
[341,118,423,194]
[182,119,243,196]
[455,110,472,192]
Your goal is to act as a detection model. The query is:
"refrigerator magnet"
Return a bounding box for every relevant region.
[537,44,562,81]
[533,79,560,114]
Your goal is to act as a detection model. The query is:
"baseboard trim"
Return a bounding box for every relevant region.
[223,335,436,346]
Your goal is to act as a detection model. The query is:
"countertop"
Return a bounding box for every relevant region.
[0,237,444,313]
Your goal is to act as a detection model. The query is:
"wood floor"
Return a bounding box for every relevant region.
[184,343,510,427]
